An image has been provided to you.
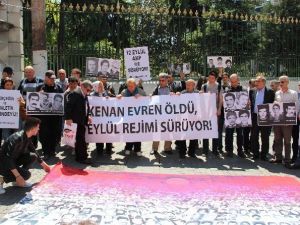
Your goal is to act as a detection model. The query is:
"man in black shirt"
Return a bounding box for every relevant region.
[37,70,63,159]
[0,117,50,194]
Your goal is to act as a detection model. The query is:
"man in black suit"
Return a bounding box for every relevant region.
[65,80,93,164]
[249,75,275,161]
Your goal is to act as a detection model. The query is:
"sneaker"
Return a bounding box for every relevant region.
[12,181,32,188]
[125,150,131,156]
[150,150,158,155]
[136,151,142,157]
[0,176,5,194]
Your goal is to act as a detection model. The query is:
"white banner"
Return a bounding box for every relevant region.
[86,93,218,143]
[124,46,150,81]
[0,90,20,129]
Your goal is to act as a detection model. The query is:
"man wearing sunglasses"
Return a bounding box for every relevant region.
[270,75,298,165]
[65,80,93,164]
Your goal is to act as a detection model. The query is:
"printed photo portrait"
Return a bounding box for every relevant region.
[27,92,40,111]
[207,56,233,69]
[236,91,249,110]
[224,92,236,111]
[225,111,239,128]
[109,59,121,80]
[52,94,64,112]
[182,63,191,74]
[257,104,270,126]
[238,109,252,127]
[40,93,52,111]
[26,92,64,116]
[99,59,110,77]
[86,57,99,76]
[283,102,297,125]
[269,103,284,124]
[207,58,215,69]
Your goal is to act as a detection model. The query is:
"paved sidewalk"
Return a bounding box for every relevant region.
[0,134,299,219]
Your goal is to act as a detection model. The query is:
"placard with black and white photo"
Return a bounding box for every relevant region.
[257,102,297,126]
[85,57,121,80]
[86,57,99,76]
[223,91,250,112]
[207,56,232,70]
[26,92,64,115]
[168,63,191,76]
[224,91,251,128]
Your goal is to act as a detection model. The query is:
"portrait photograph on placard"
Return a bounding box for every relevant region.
[207,56,232,69]
[235,91,250,110]
[168,63,191,76]
[237,109,252,127]
[85,57,99,76]
[223,92,237,111]
[257,102,297,126]
[257,104,271,126]
[225,111,239,128]
[85,57,121,79]
[26,92,64,115]
[269,102,284,124]
[283,102,297,125]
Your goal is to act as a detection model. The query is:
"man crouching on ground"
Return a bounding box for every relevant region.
[0,117,50,194]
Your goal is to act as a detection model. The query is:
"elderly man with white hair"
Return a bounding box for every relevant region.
[176,79,199,158]
[270,75,298,165]
[117,78,146,156]
[150,73,173,156]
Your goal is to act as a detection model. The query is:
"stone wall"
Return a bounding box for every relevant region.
[0,0,23,83]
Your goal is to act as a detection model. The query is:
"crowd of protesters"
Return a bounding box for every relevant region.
[0,65,300,194]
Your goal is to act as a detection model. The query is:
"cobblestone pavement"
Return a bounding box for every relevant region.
[1,133,299,219]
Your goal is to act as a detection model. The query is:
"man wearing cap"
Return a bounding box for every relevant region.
[37,70,63,160]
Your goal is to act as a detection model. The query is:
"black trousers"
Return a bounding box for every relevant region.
[96,143,112,151]
[203,138,218,153]
[176,139,198,156]
[243,127,251,151]
[250,114,272,158]
[125,142,141,152]
[0,153,36,183]
[292,121,300,160]
[39,117,62,156]
[225,127,243,153]
[75,124,88,161]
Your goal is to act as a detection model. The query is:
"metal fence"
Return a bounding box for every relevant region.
[23,2,300,79]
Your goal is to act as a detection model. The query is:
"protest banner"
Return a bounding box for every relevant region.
[257,102,297,126]
[86,93,218,143]
[207,56,232,70]
[223,91,252,128]
[0,90,20,129]
[61,123,77,148]
[26,92,64,116]
[168,63,191,76]
[124,46,150,81]
[85,57,121,80]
